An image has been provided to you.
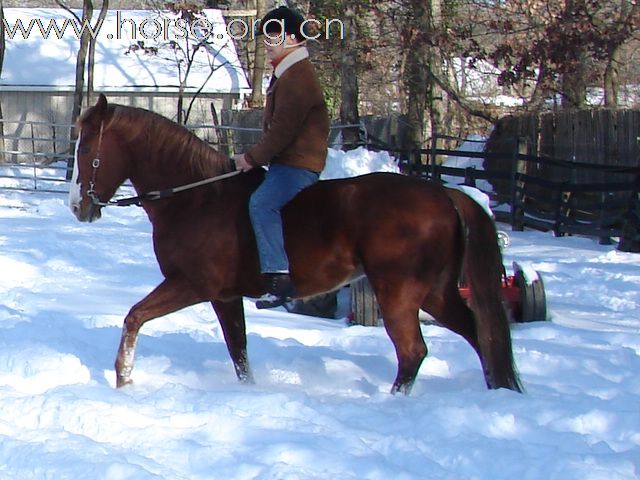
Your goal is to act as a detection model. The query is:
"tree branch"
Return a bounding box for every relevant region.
[427,69,498,124]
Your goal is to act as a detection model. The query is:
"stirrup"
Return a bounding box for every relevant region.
[255,292,291,310]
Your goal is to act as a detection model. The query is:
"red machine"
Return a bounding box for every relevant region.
[349,255,548,327]
[457,261,547,324]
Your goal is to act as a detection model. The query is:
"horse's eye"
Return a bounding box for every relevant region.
[78,145,91,155]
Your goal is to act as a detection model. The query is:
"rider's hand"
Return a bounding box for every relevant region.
[233,154,254,172]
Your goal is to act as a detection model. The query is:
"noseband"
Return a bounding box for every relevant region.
[86,121,107,207]
[83,121,241,208]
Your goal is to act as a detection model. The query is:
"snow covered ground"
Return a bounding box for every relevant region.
[0,148,637,479]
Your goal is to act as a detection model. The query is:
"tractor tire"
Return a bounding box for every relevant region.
[513,262,548,322]
[287,292,338,319]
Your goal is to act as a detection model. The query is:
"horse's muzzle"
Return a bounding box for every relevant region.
[71,200,102,223]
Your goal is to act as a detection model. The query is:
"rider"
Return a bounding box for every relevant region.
[233,6,330,309]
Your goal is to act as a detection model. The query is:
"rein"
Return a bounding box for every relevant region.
[97,170,242,207]
[86,121,241,208]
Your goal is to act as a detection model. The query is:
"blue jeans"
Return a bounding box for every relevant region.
[249,164,319,273]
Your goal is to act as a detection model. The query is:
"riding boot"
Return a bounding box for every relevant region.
[255,273,295,309]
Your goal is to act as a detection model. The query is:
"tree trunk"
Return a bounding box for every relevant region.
[248,0,266,108]
[339,2,360,149]
[560,1,588,110]
[87,0,109,107]
[72,0,93,125]
[603,45,621,108]
[561,58,588,109]
[426,0,442,149]
[404,0,429,153]
[604,1,640,108]
[0,0,6,163]
[529,63,553,111]
[404,0,441,159]
[0,0,4,80]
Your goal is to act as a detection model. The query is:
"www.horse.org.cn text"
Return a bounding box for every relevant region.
[2,11,345,42]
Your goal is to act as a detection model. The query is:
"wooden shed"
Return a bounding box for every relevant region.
[0,8,250,160]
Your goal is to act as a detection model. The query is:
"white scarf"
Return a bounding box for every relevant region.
[274,46,310,78]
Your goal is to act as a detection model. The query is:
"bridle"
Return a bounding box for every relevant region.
[83,121,242,208]
[86,121,106,207]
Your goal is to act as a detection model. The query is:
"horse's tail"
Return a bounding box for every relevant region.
[446,188,523,393]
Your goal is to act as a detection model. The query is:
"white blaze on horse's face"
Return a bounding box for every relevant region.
[68,129,84,219]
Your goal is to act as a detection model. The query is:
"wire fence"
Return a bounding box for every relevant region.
[0,119,371,196]
[0,118,75,194]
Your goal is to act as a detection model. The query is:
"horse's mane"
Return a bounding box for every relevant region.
[80,103,232,178]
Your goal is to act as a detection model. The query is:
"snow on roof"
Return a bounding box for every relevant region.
[0,8,251,94]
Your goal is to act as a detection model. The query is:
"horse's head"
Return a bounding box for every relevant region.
[69,94,131,222]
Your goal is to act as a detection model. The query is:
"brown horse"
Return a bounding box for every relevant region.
[70,94,522,394]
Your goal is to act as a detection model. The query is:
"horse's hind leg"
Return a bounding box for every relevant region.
[212,298,253,384]
[115,277,203,387]
[423,283,480,351]
[422,284,486,381]
[374,281,427,395]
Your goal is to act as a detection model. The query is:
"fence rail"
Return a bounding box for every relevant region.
[402,134,640,251]
[2,119,639,251]
[0,161,71,195]
[0,119,368,196]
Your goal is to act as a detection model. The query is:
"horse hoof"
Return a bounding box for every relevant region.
[116,377,133,388]
[390,382,413,395]
[238,372,255,385]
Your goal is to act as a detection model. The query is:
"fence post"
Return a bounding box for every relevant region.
[618,172,640,252]
[598,192,613,245]
[30,123,38,191]
[510,137,526,231]
[214,104,233,158]
[618,137,640,252]
[0,119,6,163]
[463,167,476,187]
[430,133,438,181]
[554,187,569,237]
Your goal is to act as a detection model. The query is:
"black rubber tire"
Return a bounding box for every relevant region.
[513,262,548,322]
[287,292,338,319]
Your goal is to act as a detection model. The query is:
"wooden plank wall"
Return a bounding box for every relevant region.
[0,90,239,162]
[492,110,640,168]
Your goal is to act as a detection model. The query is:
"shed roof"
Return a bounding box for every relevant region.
[0,8,251,94]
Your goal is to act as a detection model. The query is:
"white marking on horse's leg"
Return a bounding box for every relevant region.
[115,329,138,387]
[68,129,82,212]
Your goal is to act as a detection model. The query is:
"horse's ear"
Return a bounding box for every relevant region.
[81,94,109,128]
[96,93,108,115]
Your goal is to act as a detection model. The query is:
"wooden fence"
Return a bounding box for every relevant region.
[403,133,640,252]
[486,109,640,180]
[3,114,640,252]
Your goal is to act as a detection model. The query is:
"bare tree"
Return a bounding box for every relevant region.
[247,0,266,108]
[296,0,639,143]
[56,0,108,123]
[601,1,640,107]
[0,0,4,83]
[449,0,640,110]
[136,3,236,124]
[0,0,5,163]
[339,0,361,148]
[397,0,445,151]
[87,0,109,104]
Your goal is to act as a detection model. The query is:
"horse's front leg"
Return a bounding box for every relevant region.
[212,298,254,384]
[115,277,203,388]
